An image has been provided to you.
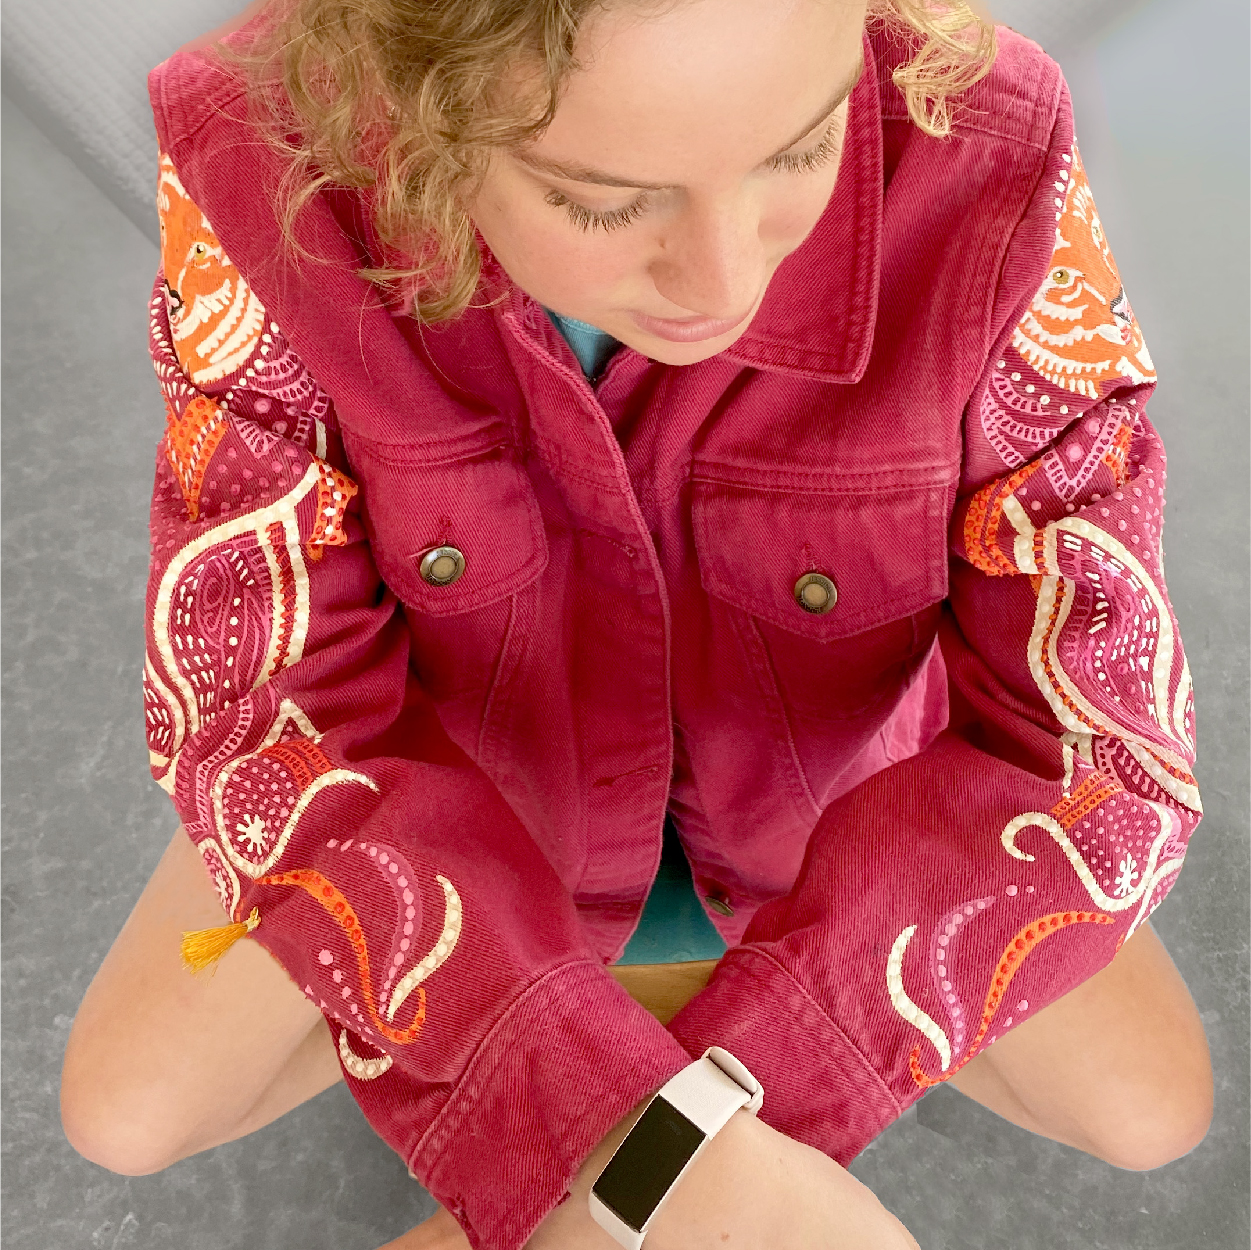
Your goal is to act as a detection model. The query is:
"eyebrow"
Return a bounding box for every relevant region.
[512,50,865,191]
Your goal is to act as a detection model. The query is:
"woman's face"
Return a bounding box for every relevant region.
[467,0,868,366]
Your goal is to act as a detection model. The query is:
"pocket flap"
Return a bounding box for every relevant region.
[347,437,548,617]
[691,476,949,639]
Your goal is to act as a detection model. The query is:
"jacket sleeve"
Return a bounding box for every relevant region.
[144,153,691,1250]
[666,131,1201,1159]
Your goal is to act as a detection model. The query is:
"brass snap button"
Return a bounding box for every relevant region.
[793,572,837,614]
[704,892,735,918]
[419,546,465,587]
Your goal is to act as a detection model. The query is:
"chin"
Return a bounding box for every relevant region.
[638,341,729,366]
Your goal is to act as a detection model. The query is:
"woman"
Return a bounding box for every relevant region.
[60,2,1212,1247]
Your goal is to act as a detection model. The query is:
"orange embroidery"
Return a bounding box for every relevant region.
[1052,771,1124,829]
[157,153,266,386]
[1035,578,1094,729]
[1012,146,1155,400]
[307,460,358,560]
[164,394,229,521]
[1101,418,1133,487]
[909,909,1114,1088]
[255,867,429,1047]
[259,736,337,788]
[961,461,1041,576]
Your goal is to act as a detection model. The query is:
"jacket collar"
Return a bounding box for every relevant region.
[723,34,883,383]
[154,23,882,417]
[483,33,883,386]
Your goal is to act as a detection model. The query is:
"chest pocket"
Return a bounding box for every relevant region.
[348,436,548,613]
[345,433,548,751]
[691,472,951,720]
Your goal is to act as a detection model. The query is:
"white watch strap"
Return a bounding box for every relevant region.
[658,1046,763,1132]
[588,1047,763,1249]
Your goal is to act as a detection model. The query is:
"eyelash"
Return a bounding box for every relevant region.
[543,191,648,234]
[545,117,842,233]
[768,122,842,174]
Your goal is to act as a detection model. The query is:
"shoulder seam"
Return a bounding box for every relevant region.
[151,52,251,156]
[877,23,1063,154]
[880,109,1056,152]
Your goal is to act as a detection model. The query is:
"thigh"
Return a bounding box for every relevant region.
[62,825,339,1173]
[947,920,1213,1169]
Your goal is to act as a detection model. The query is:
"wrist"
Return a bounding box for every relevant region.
[525,1097,655,1250]
[587,1047,765,1250]
[641,1108,763,1248]
[575,1096,652,1196]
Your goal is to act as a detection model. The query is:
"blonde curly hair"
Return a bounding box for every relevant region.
[222,0,996,323]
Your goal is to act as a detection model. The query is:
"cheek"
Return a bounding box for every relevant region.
[762,178,838,249]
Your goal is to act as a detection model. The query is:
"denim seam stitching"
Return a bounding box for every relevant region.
[408,957,609,1171]
[725,945,904,1117]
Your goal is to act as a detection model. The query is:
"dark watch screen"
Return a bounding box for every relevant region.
[592,1096,706,1233]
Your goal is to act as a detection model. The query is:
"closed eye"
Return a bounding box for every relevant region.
[765,115,844,174]
[545,115,846,234]
[543,190,650,233]
[542,118,845,235]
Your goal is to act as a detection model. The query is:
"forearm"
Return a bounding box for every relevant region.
[553,967,923,1250]
[528,1099,918,1250]
[402,960,920,1249]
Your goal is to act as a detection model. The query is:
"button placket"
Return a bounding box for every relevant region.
[497,300,677,922]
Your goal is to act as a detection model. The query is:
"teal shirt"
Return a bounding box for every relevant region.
[616,820,728,964]
[543,307,621,382]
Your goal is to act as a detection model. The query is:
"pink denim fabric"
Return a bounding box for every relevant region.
[144,20,1200,1250]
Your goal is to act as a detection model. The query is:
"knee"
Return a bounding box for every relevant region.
[60,1019,185,1176]
[1091,1060,1214,1172]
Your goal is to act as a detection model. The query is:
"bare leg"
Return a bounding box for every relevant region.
[61,826,338,1174]
[59,815,714,1175]
[604,925,1213,1171]
[170,963,714,1157]
[71,833,1206,1249]
[58,830,918,1250]
[611,926,1212,1171]
[947,920,1213,1170]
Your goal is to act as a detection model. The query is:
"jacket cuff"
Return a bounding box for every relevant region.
[412,959,693,1250]
[666,945,902,1166]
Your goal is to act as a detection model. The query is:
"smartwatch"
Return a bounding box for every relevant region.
[588,1047,764,1249]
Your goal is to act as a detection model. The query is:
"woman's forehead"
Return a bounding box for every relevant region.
[517,0,867,185]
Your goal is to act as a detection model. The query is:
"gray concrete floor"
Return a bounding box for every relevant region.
[3,0,1247,1246]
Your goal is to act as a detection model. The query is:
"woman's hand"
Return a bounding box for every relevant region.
[380,946,919,1250]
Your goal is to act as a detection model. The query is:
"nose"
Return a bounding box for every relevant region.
[648,195,765,322]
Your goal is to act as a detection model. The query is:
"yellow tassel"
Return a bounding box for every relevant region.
[180,906,260,974]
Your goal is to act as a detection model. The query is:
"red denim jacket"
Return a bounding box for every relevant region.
[145,20,1200,1250]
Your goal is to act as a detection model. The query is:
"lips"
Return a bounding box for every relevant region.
[629,304,754,343]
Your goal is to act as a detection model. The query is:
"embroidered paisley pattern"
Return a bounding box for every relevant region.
[147,155,460,1082]
[887,142,1198,1091]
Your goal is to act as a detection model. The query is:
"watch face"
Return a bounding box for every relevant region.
[592,1096,706,1233]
